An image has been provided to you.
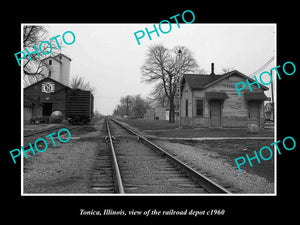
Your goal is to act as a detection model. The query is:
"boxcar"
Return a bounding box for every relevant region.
[65,89,94,124]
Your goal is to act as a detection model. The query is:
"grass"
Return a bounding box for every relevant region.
[118,119,274,138]
[118,119,179,130]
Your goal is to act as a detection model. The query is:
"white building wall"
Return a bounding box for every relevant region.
[41,58,61,82]
[54,55,71,86]
[180,74,266,128]
[41,54,71,86]
[154,108,166,120]
[180,83,193,117]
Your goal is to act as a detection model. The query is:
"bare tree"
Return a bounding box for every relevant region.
[141,45,199,123]
[221,67,235,74]
[23,25,60,86]
[113,95,151,118]
[132,95,151,118]
[70,75,96,94]
[151,82,169,108]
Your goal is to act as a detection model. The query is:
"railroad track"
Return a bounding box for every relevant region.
[24,125,65,138]
[91,116,231,194]
[23,118,102,138]
[23,124,83,138]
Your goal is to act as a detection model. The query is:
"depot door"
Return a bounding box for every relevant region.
[210,100,221,128]
[248,101,260,126]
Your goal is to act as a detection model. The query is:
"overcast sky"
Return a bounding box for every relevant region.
[42,23,275,115]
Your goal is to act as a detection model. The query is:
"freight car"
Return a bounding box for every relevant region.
[65,89,94,124]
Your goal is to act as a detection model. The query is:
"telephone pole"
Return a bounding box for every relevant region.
[126,96,130,117]
[270,70,274,105]
[177,48,182,128]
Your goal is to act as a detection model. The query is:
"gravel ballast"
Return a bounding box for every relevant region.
[152,140,275,194]
[23,125,103,194]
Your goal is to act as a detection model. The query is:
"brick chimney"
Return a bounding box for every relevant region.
[211,63,215,75]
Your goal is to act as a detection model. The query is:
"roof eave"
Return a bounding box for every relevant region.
[202,70,269,90]
[24,76,69,90]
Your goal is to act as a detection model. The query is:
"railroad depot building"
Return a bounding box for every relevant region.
[180,65,269,128]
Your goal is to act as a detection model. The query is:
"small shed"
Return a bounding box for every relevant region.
[145,108,168,120]
[145,108,155,120]
[154,108,167,120]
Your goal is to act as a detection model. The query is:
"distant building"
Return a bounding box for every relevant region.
[180,64,268,128]
[165,109,179,121]
[154,107,167,120]
[145,107,179,121]
[145,108,167,120]
[145,108,155,120]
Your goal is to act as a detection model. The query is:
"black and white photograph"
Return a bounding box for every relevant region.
[21,23,276,195]
[5,5,298,224]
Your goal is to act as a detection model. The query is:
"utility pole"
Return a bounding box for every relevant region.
[270,69,274,121]
[126,96,130,118]
[177,49,182,128]
[270,70,274,105]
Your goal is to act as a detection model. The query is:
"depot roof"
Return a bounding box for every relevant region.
[181,70,269,91]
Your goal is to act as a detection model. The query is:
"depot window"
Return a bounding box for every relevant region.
[185,99,188,117]
[196,99,203,116]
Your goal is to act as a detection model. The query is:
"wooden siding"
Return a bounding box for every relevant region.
[180,74,266,128]
[65,89,93,118]
[24,77,68,117]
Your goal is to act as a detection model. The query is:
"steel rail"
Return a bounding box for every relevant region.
[109,117,231,194]
[24,124,82,138]
[24,126,64,137]
[105,117,125,194]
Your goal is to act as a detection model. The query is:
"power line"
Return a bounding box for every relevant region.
[250,56,275,77]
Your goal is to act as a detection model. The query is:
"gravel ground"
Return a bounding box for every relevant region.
[152,140,275,194]
[114,136,207,194]
[23,123,103,194]
[23,117,274,194]
[23,140,98,193]
[170,139,274,182]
